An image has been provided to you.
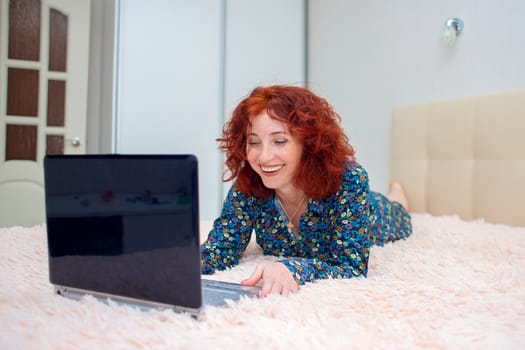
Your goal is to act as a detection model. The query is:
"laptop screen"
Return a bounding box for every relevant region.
[44,154,202,308]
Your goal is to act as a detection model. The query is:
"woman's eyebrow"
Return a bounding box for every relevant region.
[248,131,288,136]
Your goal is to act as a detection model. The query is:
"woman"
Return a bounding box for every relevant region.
[201,85,412,297]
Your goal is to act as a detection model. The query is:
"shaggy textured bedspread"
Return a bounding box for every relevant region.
[1,214,524,349]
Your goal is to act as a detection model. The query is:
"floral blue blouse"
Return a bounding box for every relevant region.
[200,162,412,285]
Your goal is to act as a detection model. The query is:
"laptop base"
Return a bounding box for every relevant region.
[55,285,202,316]
[54,280,260,318]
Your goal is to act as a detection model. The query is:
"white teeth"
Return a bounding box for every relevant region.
[261,165,284,172]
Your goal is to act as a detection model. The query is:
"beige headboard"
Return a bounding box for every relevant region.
[390,89,525,227]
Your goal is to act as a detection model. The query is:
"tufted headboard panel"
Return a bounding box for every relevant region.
[390,89,525,227]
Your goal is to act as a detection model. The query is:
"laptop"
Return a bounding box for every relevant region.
[43,154,260,317]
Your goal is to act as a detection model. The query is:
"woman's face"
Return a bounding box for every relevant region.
[246,111,303,194]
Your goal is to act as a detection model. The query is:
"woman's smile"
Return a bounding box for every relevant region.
[260,164,285,173]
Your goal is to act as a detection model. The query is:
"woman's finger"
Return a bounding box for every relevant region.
[240,264,264,286]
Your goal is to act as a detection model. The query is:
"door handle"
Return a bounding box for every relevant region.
[66,136,81,147]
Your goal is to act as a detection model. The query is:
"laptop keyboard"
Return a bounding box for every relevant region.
[201,279,260,306]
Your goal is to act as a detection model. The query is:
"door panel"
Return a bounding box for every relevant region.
[0,0,91,227]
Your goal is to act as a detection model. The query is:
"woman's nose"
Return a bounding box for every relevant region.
[258,143,273,162]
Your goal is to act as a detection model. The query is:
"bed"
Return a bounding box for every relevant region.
[390,89,525,227]
[1,90,524,349]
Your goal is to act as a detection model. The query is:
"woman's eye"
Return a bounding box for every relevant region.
[275,139,288,145]
[247,140,260,146]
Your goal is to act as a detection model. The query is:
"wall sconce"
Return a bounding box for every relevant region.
[441,17,464,45]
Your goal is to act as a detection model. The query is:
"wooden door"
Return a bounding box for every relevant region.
[0,0,90,227]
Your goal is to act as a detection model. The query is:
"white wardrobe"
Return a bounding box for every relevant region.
[115,0,306,220]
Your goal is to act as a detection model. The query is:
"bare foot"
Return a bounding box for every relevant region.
[387,181,409,211]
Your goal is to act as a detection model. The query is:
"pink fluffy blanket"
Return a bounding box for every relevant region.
[1,214,524,349]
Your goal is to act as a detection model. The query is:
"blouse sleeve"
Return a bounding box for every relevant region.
[278,165,371,284]
[200,185,254,274]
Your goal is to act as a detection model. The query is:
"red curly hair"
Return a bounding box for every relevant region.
[218,85,355,199]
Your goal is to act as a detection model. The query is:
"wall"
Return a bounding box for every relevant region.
[308,0,525,194]
[100,0,524,217]
[87,0,116,155]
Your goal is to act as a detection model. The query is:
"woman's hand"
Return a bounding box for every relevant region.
[241,262,299,297]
